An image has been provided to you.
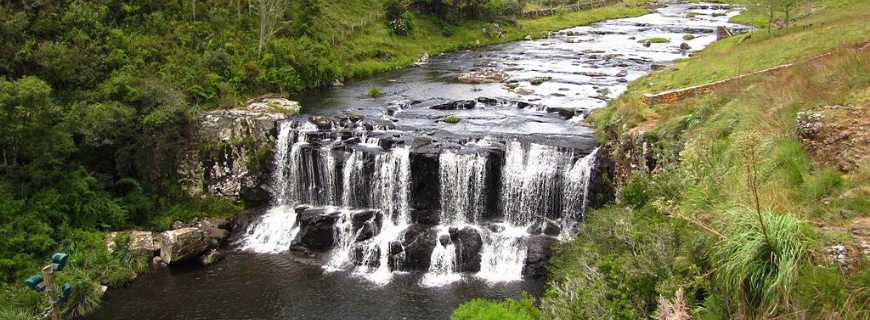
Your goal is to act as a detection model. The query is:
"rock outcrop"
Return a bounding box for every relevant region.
[177,96,299,205]
[796,105,869,172]
[159,228,209,264]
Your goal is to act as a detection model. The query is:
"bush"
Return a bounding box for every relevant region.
[385,0,413,35]
[713,209,811,318]
[452,296,539,320]
[368,87,383,98]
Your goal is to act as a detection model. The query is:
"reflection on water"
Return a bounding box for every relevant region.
[86,252,544,320]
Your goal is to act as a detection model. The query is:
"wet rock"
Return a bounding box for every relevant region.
[309,116,335,130]
[438,234,451,246]
[410,153,440,210]
[294,208,341,251]
[615,70,628,77]
[457,68,509,84]
[680,42,692,51]
[431,100,476,110]
[651,64,667,71]
[482,223,506,233]
[449,227,483,272]
[529,76,552,85]
[198,249,224,266]
[545,106,576,119]
[159,228,209,264]
[513,87,535,95]
[522,235,558,279]
[401,224,437,270]
[476,97,499,105]
[643,41,651,47]
[411,209,441,225]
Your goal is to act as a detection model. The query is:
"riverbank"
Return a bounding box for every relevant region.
[452,0,869,318]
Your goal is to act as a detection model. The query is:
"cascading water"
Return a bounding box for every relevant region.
[476,225,528,283]
[500,141,574,225]
[438,151,488,225]
[420,229,461,287]
[562,148,599,220]
[239,206,300,253]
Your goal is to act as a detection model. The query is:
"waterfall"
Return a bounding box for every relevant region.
[439,151,488,225]
[239,206,300,253]
[420,229,461,287]
[271,122,293,206]
[477,225,528,283]
[562,148,599,220]
[500,141,573,225]
[243,123,601,286]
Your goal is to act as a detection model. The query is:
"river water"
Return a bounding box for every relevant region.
[86,4,745,320]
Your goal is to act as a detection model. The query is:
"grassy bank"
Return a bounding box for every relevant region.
[453,0,869,318]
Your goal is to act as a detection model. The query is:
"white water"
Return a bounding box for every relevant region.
[477,225,528,283]
[239,206,300,253]
[420,229,462,287]
[562,148,599,220]
[439,151,488,225]
[500,141,574,225]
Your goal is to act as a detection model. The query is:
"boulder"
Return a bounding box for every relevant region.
[309,116,335,130]
[246,97,301,115]
[159,228,209,264]
[680,42,692,51]
[431,100,476,110]
[449,227,483,272]
[294,208,341,250]
[522,235,558,279]
[457,68,509,84]
[526,219,561,237]
[400,224,437,270]
[529,76,552,85]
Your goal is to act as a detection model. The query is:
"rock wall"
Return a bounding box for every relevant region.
[177,97,299,204]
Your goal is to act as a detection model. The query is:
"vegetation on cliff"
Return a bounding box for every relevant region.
[455,0,869,318]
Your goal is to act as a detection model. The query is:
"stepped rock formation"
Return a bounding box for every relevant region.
[177,97,299,204]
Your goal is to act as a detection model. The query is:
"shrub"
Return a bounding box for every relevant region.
[713,208,811,318]
[452,296,539,320]
[385,0,413,35]
[368,87,383,98]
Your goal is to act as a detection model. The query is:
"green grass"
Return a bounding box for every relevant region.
[451,296,539,320]
[367,87,384,98]
[445,114,461,124]
[640,37,670,44]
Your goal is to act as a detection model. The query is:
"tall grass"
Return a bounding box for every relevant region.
[713,208,811,318]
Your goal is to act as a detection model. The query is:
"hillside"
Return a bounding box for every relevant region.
[453,0,870,318]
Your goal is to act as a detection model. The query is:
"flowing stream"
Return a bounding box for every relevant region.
[86,4,747,319]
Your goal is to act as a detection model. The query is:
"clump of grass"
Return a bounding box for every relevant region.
[682,34,697,40]
[367,87,383,98]
[452,295,539,320]
[444,114,461,124]
[640,37,670,44]
[714,208,811,318]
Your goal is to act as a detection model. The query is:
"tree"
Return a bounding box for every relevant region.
[256,0,290,58]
